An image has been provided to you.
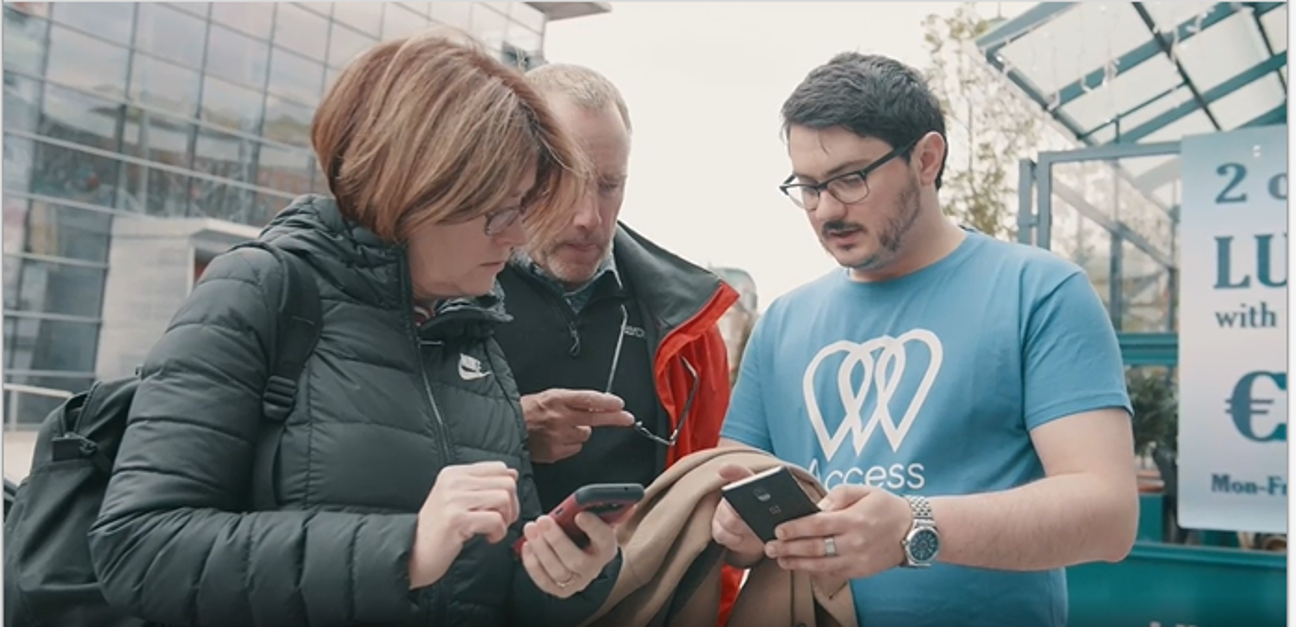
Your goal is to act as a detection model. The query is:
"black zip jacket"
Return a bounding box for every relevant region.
[87,195,620,627]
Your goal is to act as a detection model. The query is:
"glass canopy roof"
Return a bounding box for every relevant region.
[975,2,1288,147]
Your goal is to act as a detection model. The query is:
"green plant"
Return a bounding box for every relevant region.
[921,4,1044,240]
[1127,367,1178,458]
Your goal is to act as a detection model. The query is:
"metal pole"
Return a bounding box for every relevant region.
[1109,154,1124,331]
[7,391,18,432]
[1036,154,1054,250]
[1018,159,1036,245]
[1111,231,1125,331]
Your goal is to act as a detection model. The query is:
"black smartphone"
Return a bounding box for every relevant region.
[720,466,820,543]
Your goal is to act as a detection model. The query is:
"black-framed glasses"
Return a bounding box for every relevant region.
[778,138,918,210]
[603,295,697,448]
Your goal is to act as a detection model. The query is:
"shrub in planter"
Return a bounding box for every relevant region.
[1127,367,1178,491]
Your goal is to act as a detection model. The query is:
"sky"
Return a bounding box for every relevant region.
[542,2,1030,309]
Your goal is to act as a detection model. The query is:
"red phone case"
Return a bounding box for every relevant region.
[513,483,644,555]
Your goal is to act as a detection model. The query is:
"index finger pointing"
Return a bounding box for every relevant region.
[575,410,635,428]
[553,389,625,413]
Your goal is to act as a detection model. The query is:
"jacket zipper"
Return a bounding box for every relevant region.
[551,299,582,356]
[516,269,628,358]
[525,275,584,356]
[399,258,453,461]
[398,251,451,625]
[413,349,448,626]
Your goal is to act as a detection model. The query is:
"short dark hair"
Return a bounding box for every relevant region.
[781,52,947,189]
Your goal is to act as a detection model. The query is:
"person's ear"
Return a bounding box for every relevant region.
[913,131,946,188]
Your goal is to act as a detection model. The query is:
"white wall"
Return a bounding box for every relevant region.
[95,217,258,380]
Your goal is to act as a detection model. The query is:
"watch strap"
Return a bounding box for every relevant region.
[902,495,937,568]
[906,494,933,522]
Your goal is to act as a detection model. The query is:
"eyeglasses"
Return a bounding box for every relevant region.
[778,138,918,211]
[634,357,696,448]
[603,291,697,448]
[483,205,526,236]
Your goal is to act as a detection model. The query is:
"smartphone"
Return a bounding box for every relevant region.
[720,466,820,543]
[513,483,645,554]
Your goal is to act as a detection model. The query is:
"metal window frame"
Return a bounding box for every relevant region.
[5,128,300,202]
[4,310,103,325]
[1021,140,1182,250]
[4,65,312,158]
[1119,332,1179,367]
[2,252,111,271]
[3,369,98,380]
[978,2,1287,148]
[1019,140,1184,362]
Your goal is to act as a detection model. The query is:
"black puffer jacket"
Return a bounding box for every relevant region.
[87,195,620,627]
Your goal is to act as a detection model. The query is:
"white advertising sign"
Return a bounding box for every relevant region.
[1177,125,1288,533]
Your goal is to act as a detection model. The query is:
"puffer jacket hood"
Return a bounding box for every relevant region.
[260,194,510,333]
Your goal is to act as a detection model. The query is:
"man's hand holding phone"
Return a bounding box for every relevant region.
[713,463,825,570]
[408,461,521,589]
[711,464,772,568]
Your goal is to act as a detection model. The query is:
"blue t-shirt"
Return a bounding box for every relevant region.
[721,229,1131,627]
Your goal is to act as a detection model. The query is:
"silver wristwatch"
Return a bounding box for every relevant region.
[901,495,940,568]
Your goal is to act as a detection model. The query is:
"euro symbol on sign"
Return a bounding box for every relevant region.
[1226,370,1288,443]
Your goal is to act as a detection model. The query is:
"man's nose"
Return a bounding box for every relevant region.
[571,195,602,231]
[813,192,849,222]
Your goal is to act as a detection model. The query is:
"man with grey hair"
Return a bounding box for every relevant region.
[494,63,744,624]
[496,62,736,503]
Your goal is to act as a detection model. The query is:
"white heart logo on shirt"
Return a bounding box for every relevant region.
[801,329,944,461]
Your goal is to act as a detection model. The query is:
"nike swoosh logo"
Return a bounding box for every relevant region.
[458,353,491,381]
[459,365,491,381]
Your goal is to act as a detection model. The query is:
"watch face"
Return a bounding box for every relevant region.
[908,528,940,562]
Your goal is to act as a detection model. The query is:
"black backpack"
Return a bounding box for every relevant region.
[3,241,322,627]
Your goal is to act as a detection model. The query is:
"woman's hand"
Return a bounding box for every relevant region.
[518,512,619,598]
[408,461,521,589]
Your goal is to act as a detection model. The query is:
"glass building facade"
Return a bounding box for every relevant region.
[2,1,598,423]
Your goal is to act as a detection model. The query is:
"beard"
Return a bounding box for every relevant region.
[513,236,611,286]
[821,175,922,273]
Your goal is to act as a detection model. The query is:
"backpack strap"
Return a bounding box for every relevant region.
[230,241,322,511]
[258,245,322,422]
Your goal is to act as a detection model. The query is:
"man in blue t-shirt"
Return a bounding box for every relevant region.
[711,53,1138,627]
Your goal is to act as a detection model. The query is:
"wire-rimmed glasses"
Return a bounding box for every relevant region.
[483,205,526,236]
[603,283,697,448]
